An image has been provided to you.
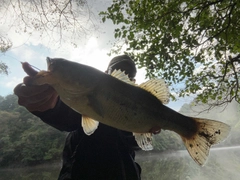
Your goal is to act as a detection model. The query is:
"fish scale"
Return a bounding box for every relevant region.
[29,57,231,166]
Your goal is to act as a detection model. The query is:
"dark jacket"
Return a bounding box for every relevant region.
[34,99,141,180]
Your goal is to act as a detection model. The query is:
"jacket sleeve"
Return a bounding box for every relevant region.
[32,98,82,132]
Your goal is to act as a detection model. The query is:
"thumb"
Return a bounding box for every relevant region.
[21,62,38,77]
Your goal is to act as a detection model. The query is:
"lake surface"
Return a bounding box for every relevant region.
[1,146,240,180]
[0,163,61,180]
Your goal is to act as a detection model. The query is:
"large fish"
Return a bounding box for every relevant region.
[29,57,230,166]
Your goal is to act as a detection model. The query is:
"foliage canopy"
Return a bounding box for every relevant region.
[0,0,95,75]
[100,0,240,108]
[0,94,66,167]
[0,0,94,46]
[0,61,8,75]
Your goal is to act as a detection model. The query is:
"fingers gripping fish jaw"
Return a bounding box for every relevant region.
[30,71,53,86]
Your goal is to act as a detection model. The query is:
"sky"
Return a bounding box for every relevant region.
[0,0,192,111]
[0,2,238,178]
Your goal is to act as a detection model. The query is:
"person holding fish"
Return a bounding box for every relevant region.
[15,54,230,179]
[14,55,146,180]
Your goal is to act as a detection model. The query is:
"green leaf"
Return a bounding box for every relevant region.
[101,0,240,106]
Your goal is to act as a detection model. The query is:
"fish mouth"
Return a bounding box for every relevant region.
[46,57,54,71]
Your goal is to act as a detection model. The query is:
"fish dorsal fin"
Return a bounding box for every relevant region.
[111,69,136,86]
[139,79,170,104]
[133,132,153,151]
[81,115,99,135]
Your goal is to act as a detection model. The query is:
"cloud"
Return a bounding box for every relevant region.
[0,74,22,96]
[0,0,186,112]
[0,35,113,95]
[5,76,22,88]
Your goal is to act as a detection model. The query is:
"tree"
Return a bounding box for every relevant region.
[0,36,11,75]
[100,0,240,109]
[0,0,97,74]
[0,36,12,74]
[0,94,19,111]
[0,61,8,75]
[0,94,66,167]
[0,0,96,45]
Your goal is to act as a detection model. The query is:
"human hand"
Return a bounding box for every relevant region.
[150,127,161,134]
[14,62,58,112]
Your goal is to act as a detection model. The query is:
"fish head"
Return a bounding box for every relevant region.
[30,57,81,86]
[29,57,101,96]
[28,57,65,86]
[46,57,72,74]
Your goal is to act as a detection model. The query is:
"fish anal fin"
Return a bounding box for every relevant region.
[111,69,136,86]
[81,115,99,135]
[182,118,231,166]
[133,132,153,151]
[139,79,169,104]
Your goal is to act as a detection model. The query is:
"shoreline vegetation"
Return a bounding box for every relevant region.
[1,146,240,180]
[1,94,240,169]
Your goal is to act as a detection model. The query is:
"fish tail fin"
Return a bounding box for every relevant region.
[181,118,231,166]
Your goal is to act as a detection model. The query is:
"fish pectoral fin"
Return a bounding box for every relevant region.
[111,69,136,86]
[133,132,153,151]
[81,115,99,135]
[139,79,169,104]
[182,117,231,166]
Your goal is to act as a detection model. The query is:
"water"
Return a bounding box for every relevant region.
[137,146,240,180]
[1,147,240,180]
[0,163,60,180]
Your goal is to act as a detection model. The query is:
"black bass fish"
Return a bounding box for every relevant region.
[29,57,230,166]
